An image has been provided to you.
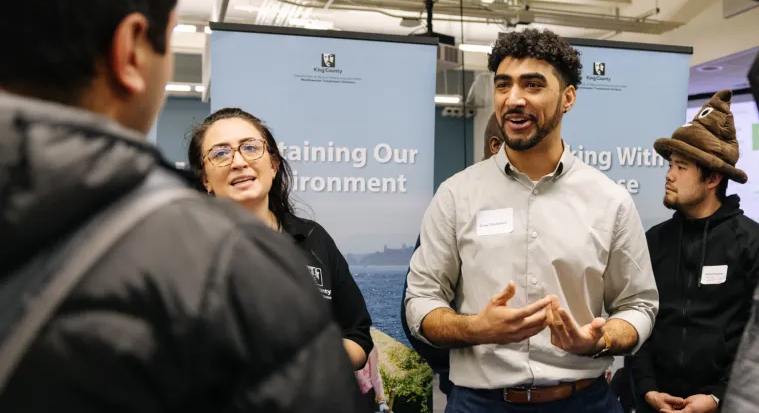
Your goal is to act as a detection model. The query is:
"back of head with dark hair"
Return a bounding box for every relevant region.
[0,0,177,104]
[488,28,583,89]
[188,108,298,226]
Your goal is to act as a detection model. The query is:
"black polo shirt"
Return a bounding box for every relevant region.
[281,213,374,361]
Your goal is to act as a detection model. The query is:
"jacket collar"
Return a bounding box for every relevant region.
[281,213,314,243]
[673,194,743,225]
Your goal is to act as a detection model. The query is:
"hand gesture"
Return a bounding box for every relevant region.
[661,394,717,413]
[471,281,556,345]
[546,300,606,355]
[645,391,686,412]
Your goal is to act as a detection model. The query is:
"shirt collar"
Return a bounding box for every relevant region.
[493,140,575,182]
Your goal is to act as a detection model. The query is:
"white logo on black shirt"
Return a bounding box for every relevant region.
[307,265,323,287]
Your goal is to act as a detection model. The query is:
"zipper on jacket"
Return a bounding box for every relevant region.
[697,221,709,288]
[674,222,683,293]
[679,327,686,367]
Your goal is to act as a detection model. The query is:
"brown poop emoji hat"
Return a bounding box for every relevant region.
[654,89,747,184]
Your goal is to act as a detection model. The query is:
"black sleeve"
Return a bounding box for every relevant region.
[631,227,659,398]
[323,228,374,366]
[196,227,366,413]
[630,335,658,397]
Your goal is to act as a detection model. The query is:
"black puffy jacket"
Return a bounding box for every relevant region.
[0,92,366,413]
[632,195,759,402]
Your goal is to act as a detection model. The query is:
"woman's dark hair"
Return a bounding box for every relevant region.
[488,28,583,89]
[188,108,296,226]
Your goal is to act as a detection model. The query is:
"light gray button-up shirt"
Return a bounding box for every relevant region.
[405,142,659,389]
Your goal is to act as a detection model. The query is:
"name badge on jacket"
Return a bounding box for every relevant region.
[476,208,514,236]
[701,265,728,285]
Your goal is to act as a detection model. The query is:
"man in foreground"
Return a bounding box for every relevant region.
[405,28,658,413]
[631,89,759,413]
[0,1,364,411]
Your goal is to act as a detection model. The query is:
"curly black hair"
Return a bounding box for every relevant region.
[488,28,583,89]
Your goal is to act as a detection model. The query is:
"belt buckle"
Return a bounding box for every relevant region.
[504,386,531,403]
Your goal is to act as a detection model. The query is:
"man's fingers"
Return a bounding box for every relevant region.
[517,322,549,341]
[662,394,684,405]
[517,295,557,317]
[557,307,586,340]
[588,317,606,337]
[521,307,549,330]
[549,302,571,338]
[491,282,516,306]
[556,307,577,329]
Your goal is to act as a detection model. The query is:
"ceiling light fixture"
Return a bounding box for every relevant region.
[435,95,462,104]
[173,24,197,33]
[458,44,492,53]
[165,84,193,92]
[289,18,334,30]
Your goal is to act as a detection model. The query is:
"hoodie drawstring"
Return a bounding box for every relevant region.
[698,220,710,287]
[675,221,683,290]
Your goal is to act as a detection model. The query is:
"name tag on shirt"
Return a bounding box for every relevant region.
[701,265,728,285]
[476,208,514,236]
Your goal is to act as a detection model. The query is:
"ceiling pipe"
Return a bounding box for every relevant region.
[284,0,683,34]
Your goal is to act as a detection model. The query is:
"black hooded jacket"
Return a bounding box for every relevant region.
[281,213,373,363]
[0,92,366,412]
[632,195,759,402]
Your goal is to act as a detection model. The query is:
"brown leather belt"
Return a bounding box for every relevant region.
[503,378,596,404]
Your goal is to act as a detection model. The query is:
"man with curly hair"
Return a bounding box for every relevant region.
[405,28,658,412]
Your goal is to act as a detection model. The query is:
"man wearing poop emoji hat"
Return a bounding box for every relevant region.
[631,89,759,413]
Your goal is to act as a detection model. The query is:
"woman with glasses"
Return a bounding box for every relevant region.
[187,108,373,370]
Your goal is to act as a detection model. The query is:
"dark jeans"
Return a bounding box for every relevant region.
[444,377,624,413]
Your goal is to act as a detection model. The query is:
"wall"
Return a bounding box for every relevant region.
[151,97,473,191]
[434,108,474,192]
[155,96,211,166]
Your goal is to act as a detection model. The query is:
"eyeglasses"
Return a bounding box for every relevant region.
[204,138,267,167]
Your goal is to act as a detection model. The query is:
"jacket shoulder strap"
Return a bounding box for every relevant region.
[0,168,198,391]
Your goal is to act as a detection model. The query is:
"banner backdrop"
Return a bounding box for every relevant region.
[210,24,437,413]
[560,39,693,230]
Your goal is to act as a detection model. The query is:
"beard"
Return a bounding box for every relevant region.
[663,194,678,210]
[501,97,563,152]
[663,186,707,211]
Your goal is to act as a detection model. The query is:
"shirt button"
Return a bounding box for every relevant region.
[531,231,538,238]
[536,367,541,372]
[531,277,538,284]
[533,189,539,195]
